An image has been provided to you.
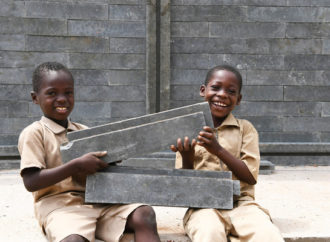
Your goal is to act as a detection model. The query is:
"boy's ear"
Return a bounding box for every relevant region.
[200,85,206,97]
[31,91,39,104]
[236,94,242,105]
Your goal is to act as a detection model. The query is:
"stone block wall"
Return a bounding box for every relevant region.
[170,0,330,142]
[0,0,147,144]
[1,0,330,145]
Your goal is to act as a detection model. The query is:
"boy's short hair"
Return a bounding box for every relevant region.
[204,65,243,93]
[32,62,73,93]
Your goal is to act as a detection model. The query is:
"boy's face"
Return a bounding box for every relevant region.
[200,70,242,124]
[31,70,74,125]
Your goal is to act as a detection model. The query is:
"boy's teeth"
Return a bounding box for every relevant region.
[56,107,67,111]
[214,102,227,107]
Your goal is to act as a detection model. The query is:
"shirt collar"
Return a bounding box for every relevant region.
[40,116,80,134]
[216,113,240,130]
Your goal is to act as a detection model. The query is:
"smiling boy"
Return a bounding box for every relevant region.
[18,62,160,242]
[171,65,283,242]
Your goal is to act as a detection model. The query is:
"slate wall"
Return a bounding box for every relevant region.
[170,0,330,142]
[1,0,330,145]
[0,0,147,144]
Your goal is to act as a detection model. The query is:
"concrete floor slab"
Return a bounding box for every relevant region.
[1,166,329,242]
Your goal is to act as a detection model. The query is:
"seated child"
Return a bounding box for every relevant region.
[18,62,161,242]
[171,65,284,242]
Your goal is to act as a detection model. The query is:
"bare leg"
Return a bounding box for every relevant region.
[60,234,88,242]
[126,205,161,242]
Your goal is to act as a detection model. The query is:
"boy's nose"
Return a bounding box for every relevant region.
[56,94,68,103]
[216,89,227,97]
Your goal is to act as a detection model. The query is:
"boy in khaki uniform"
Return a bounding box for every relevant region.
[18,62,161,242]
[171,65,283,242]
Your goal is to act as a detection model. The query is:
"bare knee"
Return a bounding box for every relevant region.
[60,234,88,242]
[127,205,157,231]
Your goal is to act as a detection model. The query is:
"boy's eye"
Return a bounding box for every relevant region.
[47,91,56,96]
[211,85,220,90]
[228,89,237,94]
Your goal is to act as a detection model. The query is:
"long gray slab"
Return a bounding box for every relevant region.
[61,112,206,163]
[68,102,213,141]
[86,166,239,209]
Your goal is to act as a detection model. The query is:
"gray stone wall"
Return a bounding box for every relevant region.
[170,0,330,142]
[0,0,147,144]
[1,0,330,145]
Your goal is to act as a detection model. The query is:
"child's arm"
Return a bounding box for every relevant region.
[170,137,196,169]
[22,151,108,192]
[197,126,256,185]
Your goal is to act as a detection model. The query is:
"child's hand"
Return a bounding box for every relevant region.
[197,126,222,156]
[71,151,108,175]
[170,136,196,169]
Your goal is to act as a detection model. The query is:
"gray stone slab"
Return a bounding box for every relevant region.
[61,112,207,163]
[260,142,330,154]
[86,166,236,209]
[120,158,175,169]
[99,166,232,179]
[68,102,212,141]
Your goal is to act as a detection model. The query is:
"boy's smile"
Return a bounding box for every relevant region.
[31,70,74,127]
[200,70,242,127]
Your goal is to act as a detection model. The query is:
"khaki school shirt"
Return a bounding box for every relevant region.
[175,113,260,202]
[18,116,88,223]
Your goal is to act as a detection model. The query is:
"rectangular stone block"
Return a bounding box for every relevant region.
[0,101,29,118]
[120,157,175,169]
[0,85,31,101]
[286,23,330,38]
[246,70,319,86]
[268,39,322,54]
[171,85,201,101]
[86,166,238,209]
[109,5,145,20]
[68,53,145,70]
[0,34,25,51]
[258,131,321,142]
[210,54,285,70]
[236,116,283,132]
[111,101,146,118]
[71,69,145,86]
[171,68,207,85]
[26,2,108,20]
[0,51,68,68]
[242,86,283,101]
[247,6,326,22]
[0,17,67,35]
[209,22,286,38]
[75,85,145,102]
[70,102,112,120]
[67,102,212,141]
[61,112,207,163]
[171,22,209,37]
[171,54,210,69]
[171,0,287,6]
[0,118,36,134]
[26,36,109,53]
[68,20,145,37]
[110,38,145,53]
[322,102,330,117]
[284,86,330,101]
[0,2,25,17]
[0,68,31,85]
[284,54,330,70]
[171,5,247,21]
[283,117,330,132]
[234,101,321,117]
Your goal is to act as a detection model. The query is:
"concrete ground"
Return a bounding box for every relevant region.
[0,166,329,242]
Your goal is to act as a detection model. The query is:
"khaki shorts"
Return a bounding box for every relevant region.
[43,203,143,242]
